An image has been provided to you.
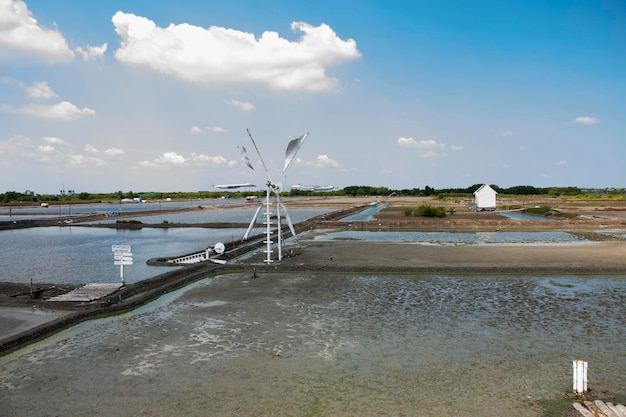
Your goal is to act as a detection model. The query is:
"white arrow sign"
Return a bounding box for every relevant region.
[113,253,133,259]
[114,260,133,266]
[112,245,131,252]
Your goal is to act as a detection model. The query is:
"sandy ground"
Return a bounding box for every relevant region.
[0,196,625,416]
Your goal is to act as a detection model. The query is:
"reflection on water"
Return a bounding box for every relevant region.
[310,230,587,245]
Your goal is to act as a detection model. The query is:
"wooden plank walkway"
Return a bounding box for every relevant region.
[47,283,123,302]
[573,400,626,417]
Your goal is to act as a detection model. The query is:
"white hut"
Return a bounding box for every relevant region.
[473,184,497,211]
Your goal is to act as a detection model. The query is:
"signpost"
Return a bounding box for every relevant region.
[112,245,133,285]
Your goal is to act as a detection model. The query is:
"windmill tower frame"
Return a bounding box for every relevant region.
[242,129,309,263]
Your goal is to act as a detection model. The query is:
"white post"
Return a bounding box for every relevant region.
[572,360,588,394]
[263,188,273,263]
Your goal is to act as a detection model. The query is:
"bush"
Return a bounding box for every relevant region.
[403,205,447,218]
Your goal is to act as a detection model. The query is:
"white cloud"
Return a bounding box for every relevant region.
[143,151,235,167]
[37,144,57,153]
[27,81,57,99]
[66,154,106,166]
[225,99,255,111]
[397,137,445,149]
[575,116,599,125]
[104,148,126,158]
[0,0,74,62]
[558,160,567,166]
[189,153,237,166]
[209,126,227,133]
[294,154,340,168]
[17,101,96,120]
[189,125,202,134]
[0,134,112,168]
[519,145,528,151]
[42,136,67,145]
[500,130,513,137]
[112,12,361,92]
[451,145,463,151]
[84,144,99,153]
[155,152,186,165]
[75,43,107,61]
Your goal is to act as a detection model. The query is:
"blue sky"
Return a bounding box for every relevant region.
[1,0,624,194]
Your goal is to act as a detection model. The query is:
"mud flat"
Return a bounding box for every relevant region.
[0,268,624,417]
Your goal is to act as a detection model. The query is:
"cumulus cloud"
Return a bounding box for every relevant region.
[397,137,447,158]
[0,134,106,167]
[189,125,202,134]
[225,99,255,111]
[500,130,513,137]
[141,151,235,167]
[575,116,599,125]
[209,126,227,133]
[294,154,340,168]
[0,0,74,62]
[397,137,445,149]
[17,101,96,120]
[558,160,567,166]
[451,145,463,151]
[155,151,186,165]
[75,43,108,61]
[104,148,126,158]
[27,81,57,99]
[112,12,361,92]
[84,144,99,153]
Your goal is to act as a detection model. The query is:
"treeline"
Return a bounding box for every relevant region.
[339,184,624,198]
[1,184,624,204]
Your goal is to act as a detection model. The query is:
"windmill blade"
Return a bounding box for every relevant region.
[280,132,309,181]
[243,204,263,240]
[239,145,255,171]
[279,201,298,243]
[246,129,273,183]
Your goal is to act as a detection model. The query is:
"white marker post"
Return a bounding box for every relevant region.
[112,245,133,285]
[572,360,588,394]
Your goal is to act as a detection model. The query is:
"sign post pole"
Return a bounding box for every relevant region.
[112,245,133,286]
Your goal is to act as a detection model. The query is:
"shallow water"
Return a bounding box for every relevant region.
[0,273,623,416]
[311,230,588,245]
[340,203,386,221]
[0,207,333,285]
[0,227,247,285]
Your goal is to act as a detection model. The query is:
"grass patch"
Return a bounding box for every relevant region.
[404,205,446,218]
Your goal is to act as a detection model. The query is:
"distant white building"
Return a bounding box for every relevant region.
[473,184,497,211]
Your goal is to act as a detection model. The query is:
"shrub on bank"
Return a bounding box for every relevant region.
[403,205,447,218]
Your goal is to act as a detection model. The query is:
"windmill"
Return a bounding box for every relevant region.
[242,129,309,263]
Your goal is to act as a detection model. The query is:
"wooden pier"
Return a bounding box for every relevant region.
[573,400,626,417]
[47,283,123,302]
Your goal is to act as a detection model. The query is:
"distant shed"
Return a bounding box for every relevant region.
[473,184,497,211]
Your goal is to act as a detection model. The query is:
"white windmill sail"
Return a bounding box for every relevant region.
[239,145,255,171]
[282,133,308,177]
